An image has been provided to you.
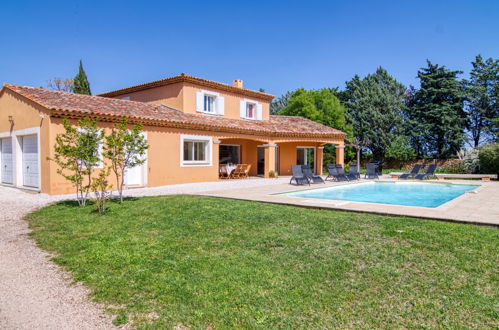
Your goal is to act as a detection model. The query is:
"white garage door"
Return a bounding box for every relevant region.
[22,135,39,188]
[1,138,13,184]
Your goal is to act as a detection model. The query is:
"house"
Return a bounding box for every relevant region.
[0,74,346,195]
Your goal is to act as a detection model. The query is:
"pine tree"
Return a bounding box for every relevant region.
[463,55,498,146]
[73,60,91,95]
[344,67,406,160]
[409,61,466,158]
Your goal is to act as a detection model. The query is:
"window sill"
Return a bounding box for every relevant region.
[181,162,212,167]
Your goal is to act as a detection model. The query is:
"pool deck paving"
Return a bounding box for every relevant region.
[196,177,499,226]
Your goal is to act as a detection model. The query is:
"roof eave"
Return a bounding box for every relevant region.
[97,74,274,101]
[48,109,344,140]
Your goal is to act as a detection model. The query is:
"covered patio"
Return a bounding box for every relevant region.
[215,135,346,178]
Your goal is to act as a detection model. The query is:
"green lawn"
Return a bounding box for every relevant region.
[27,196,498,329]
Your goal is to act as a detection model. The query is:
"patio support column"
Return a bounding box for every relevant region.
[213,139,221,177]
[316,146,324,175]
[262,143,277,178]
[335,144,345,166]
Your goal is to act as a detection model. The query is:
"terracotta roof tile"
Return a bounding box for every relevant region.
[3,84,345,139]
[98,73,275,101]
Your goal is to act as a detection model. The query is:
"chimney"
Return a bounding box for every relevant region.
[233,79,243,88]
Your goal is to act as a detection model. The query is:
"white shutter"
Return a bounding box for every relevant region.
[196,91,204,112]
[240,100,246,118]
[216,96,225,115]
[256,103,263,120]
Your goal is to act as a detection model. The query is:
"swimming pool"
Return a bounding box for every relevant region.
[283,182,479,208]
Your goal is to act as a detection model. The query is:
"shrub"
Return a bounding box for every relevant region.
[478,144,499,175]
[268,170,278,178]
[457,148,480,174]
[90,167,112,214]
[439,160,466,174]
[385,136,416,168]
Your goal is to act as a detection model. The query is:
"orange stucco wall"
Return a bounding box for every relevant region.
[181,83,271,120]
[110,82,184,110]
[110,82,271,120]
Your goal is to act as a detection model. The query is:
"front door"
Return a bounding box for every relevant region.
[1,138,13,184]
[125,133,146,187]
[125,163,144,186]
[22,135,39,188]
[297,147,315,173]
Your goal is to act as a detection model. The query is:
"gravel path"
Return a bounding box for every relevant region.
[0,178,288,329]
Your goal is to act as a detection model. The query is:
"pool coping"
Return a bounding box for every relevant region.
[195,178,499,227]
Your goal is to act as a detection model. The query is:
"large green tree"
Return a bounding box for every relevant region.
[344,67,406,160]
[73,60,91,95]
[408,61,466,158]
[279,88,352,164]
[280,88,350,132]
[463,55,498,147]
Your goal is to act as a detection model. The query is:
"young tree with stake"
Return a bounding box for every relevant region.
[50,117,103,206]
[104,117,148,203]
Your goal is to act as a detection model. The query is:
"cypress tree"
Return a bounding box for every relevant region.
[73,60,91,95]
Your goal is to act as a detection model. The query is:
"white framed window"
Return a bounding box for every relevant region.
[204,95,215,113]
[246,102,255,119]
[196,90,224,115]
[120,96,130,100]
[240,99,263,120]
[180,135,212,167]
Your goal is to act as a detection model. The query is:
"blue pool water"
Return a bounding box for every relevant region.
[283,182,479,208]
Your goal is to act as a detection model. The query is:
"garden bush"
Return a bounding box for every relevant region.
[478,144,499,175]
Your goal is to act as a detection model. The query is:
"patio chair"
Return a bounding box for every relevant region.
[415,164,437,180]
[230,164,244,179]
[219,164,230,179]
[347,164,360,180]
[365,163,379,179]
[369,160,384,176]
[301,165,325,184]
[398,164,422,180]
[240,164,251,179]
[290,165,310,185]
[325,164,349,181]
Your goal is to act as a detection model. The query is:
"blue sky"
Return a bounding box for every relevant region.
[0,0,497,97]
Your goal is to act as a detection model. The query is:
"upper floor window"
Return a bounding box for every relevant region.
[246,102,255,119]
[204,95,215,113]
[240,99,263,120]
[196,90,224,115]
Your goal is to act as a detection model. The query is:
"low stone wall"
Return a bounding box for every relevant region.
[359,159,462,170]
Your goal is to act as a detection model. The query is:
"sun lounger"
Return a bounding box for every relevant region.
[301,165,325,184]
[398,164,422,180]
[290,165,310,185]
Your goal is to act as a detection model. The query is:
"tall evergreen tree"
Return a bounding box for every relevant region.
[344,67,406,160]
[73,60,91,95]
[463,55,498,146]
[408,61,466,158]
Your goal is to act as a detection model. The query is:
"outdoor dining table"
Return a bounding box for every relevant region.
[226,164,237,176]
